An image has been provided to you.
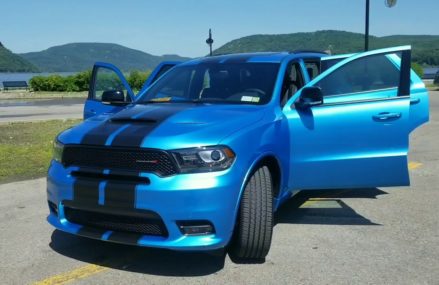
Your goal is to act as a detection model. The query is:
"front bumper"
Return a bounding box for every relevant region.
[46,160,242,251]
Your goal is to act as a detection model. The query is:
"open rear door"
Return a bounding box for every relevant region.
[83,62,134,119]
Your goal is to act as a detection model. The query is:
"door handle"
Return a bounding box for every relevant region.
[410,98,420,105]
[372,112,401,121]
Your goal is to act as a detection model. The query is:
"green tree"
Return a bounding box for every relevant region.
[29,70,92,92]
[127,70,151,92]
[411,62,424,78]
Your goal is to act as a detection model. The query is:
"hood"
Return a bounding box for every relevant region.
[58,103,266,149]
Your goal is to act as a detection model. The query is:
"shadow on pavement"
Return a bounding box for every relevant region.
[275,188,387,226]
[50,230,226,277]
[49,188,386,274]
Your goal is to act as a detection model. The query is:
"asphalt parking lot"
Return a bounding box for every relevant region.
[0,98,84,123]
[0,92,438,285]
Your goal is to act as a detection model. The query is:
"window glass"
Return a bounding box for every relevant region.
[280,62,304,107]
[315,53,400,96]
[93,67,129,101]
[304,62,319,80]
[150,64,175,84]
[155,68,194,98]
[138,63,279,105]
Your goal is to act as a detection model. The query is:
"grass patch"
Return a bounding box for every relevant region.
[0,91,87,100]
[426,84,439,91]
[0,119,81,184]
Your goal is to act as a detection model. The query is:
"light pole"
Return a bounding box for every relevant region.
[365,0,370,51]
[365,0,397,51]
[206,29,214,56]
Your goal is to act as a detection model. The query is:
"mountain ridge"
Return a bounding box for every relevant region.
[213,30,439,65]
[0,44,40,72]
[19,42,190,72]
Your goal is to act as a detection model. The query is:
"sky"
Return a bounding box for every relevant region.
[1,0,438,57]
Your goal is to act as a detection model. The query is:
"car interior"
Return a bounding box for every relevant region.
[280,62,304,107]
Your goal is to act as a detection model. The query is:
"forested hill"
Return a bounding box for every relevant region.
[214,30,439,65]
[0,43,39,72]
[20,43,190,72]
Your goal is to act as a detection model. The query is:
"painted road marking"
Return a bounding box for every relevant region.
[408,161,422,170]
[302,199,341,208]
[33,264,108,285]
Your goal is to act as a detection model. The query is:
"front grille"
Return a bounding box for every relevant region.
[62,146,178,176]
[64,206,168,237]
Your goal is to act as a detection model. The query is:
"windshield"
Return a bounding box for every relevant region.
[137,62,280,105]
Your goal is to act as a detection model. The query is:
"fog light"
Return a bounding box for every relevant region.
[177,221,215,235]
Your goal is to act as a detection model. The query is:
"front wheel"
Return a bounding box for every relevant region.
[230,165,273,261]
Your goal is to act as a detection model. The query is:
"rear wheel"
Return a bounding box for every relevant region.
[230,165,273,261]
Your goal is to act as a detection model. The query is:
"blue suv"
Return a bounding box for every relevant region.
[47,46,429,261]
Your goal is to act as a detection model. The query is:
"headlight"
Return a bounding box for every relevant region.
[171,146,235,174]
[52,140,64,163]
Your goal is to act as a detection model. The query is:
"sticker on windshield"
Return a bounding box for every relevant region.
[241,96,260,103]
[150,97,172,102]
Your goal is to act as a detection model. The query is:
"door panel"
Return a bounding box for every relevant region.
[83,62,134,119]
[408,87,429,132]
[285,97,410,190]
[283,46,413,190]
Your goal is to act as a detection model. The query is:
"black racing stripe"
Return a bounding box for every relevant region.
[77,226,107,239]
[109,124,156,147]
[109,104,191,147]
[79,105,155,145]
[80,122,125,145]
[104,180,137,209]
[71,176,101,208]
[107,232,142,244]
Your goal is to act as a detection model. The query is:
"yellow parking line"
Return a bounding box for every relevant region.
[408,161,422,170]
[32,264,108,285]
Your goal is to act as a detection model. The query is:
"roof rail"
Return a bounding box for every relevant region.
[289,49,328,55]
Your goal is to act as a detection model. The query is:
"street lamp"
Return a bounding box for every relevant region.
[365,0,397,51]
[206,29,214,56]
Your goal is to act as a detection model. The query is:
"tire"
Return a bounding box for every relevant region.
[230,165,273,261]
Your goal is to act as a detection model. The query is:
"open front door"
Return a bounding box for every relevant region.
[83,62,134,119]
[284,46,415,190]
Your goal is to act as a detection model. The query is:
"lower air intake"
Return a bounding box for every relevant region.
[64,206,168,237]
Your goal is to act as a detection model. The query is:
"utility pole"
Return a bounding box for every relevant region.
[206,29,214,56]
[365,0,397,51]
[365,0,370,51]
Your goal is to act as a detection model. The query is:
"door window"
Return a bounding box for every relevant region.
[304,61,319,80]
[93,67,130,101]
[281,62,304,107]
[315,53,401,97]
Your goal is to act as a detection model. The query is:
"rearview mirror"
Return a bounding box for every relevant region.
[102,90,126,104]
[295,86,324,109]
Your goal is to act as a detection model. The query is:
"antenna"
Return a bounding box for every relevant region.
[206,29,214,56]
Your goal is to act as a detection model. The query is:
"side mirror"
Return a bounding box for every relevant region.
[295,86,324,109]
[102,90,126,104]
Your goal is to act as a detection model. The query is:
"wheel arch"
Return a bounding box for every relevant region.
[236,153,283,212]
